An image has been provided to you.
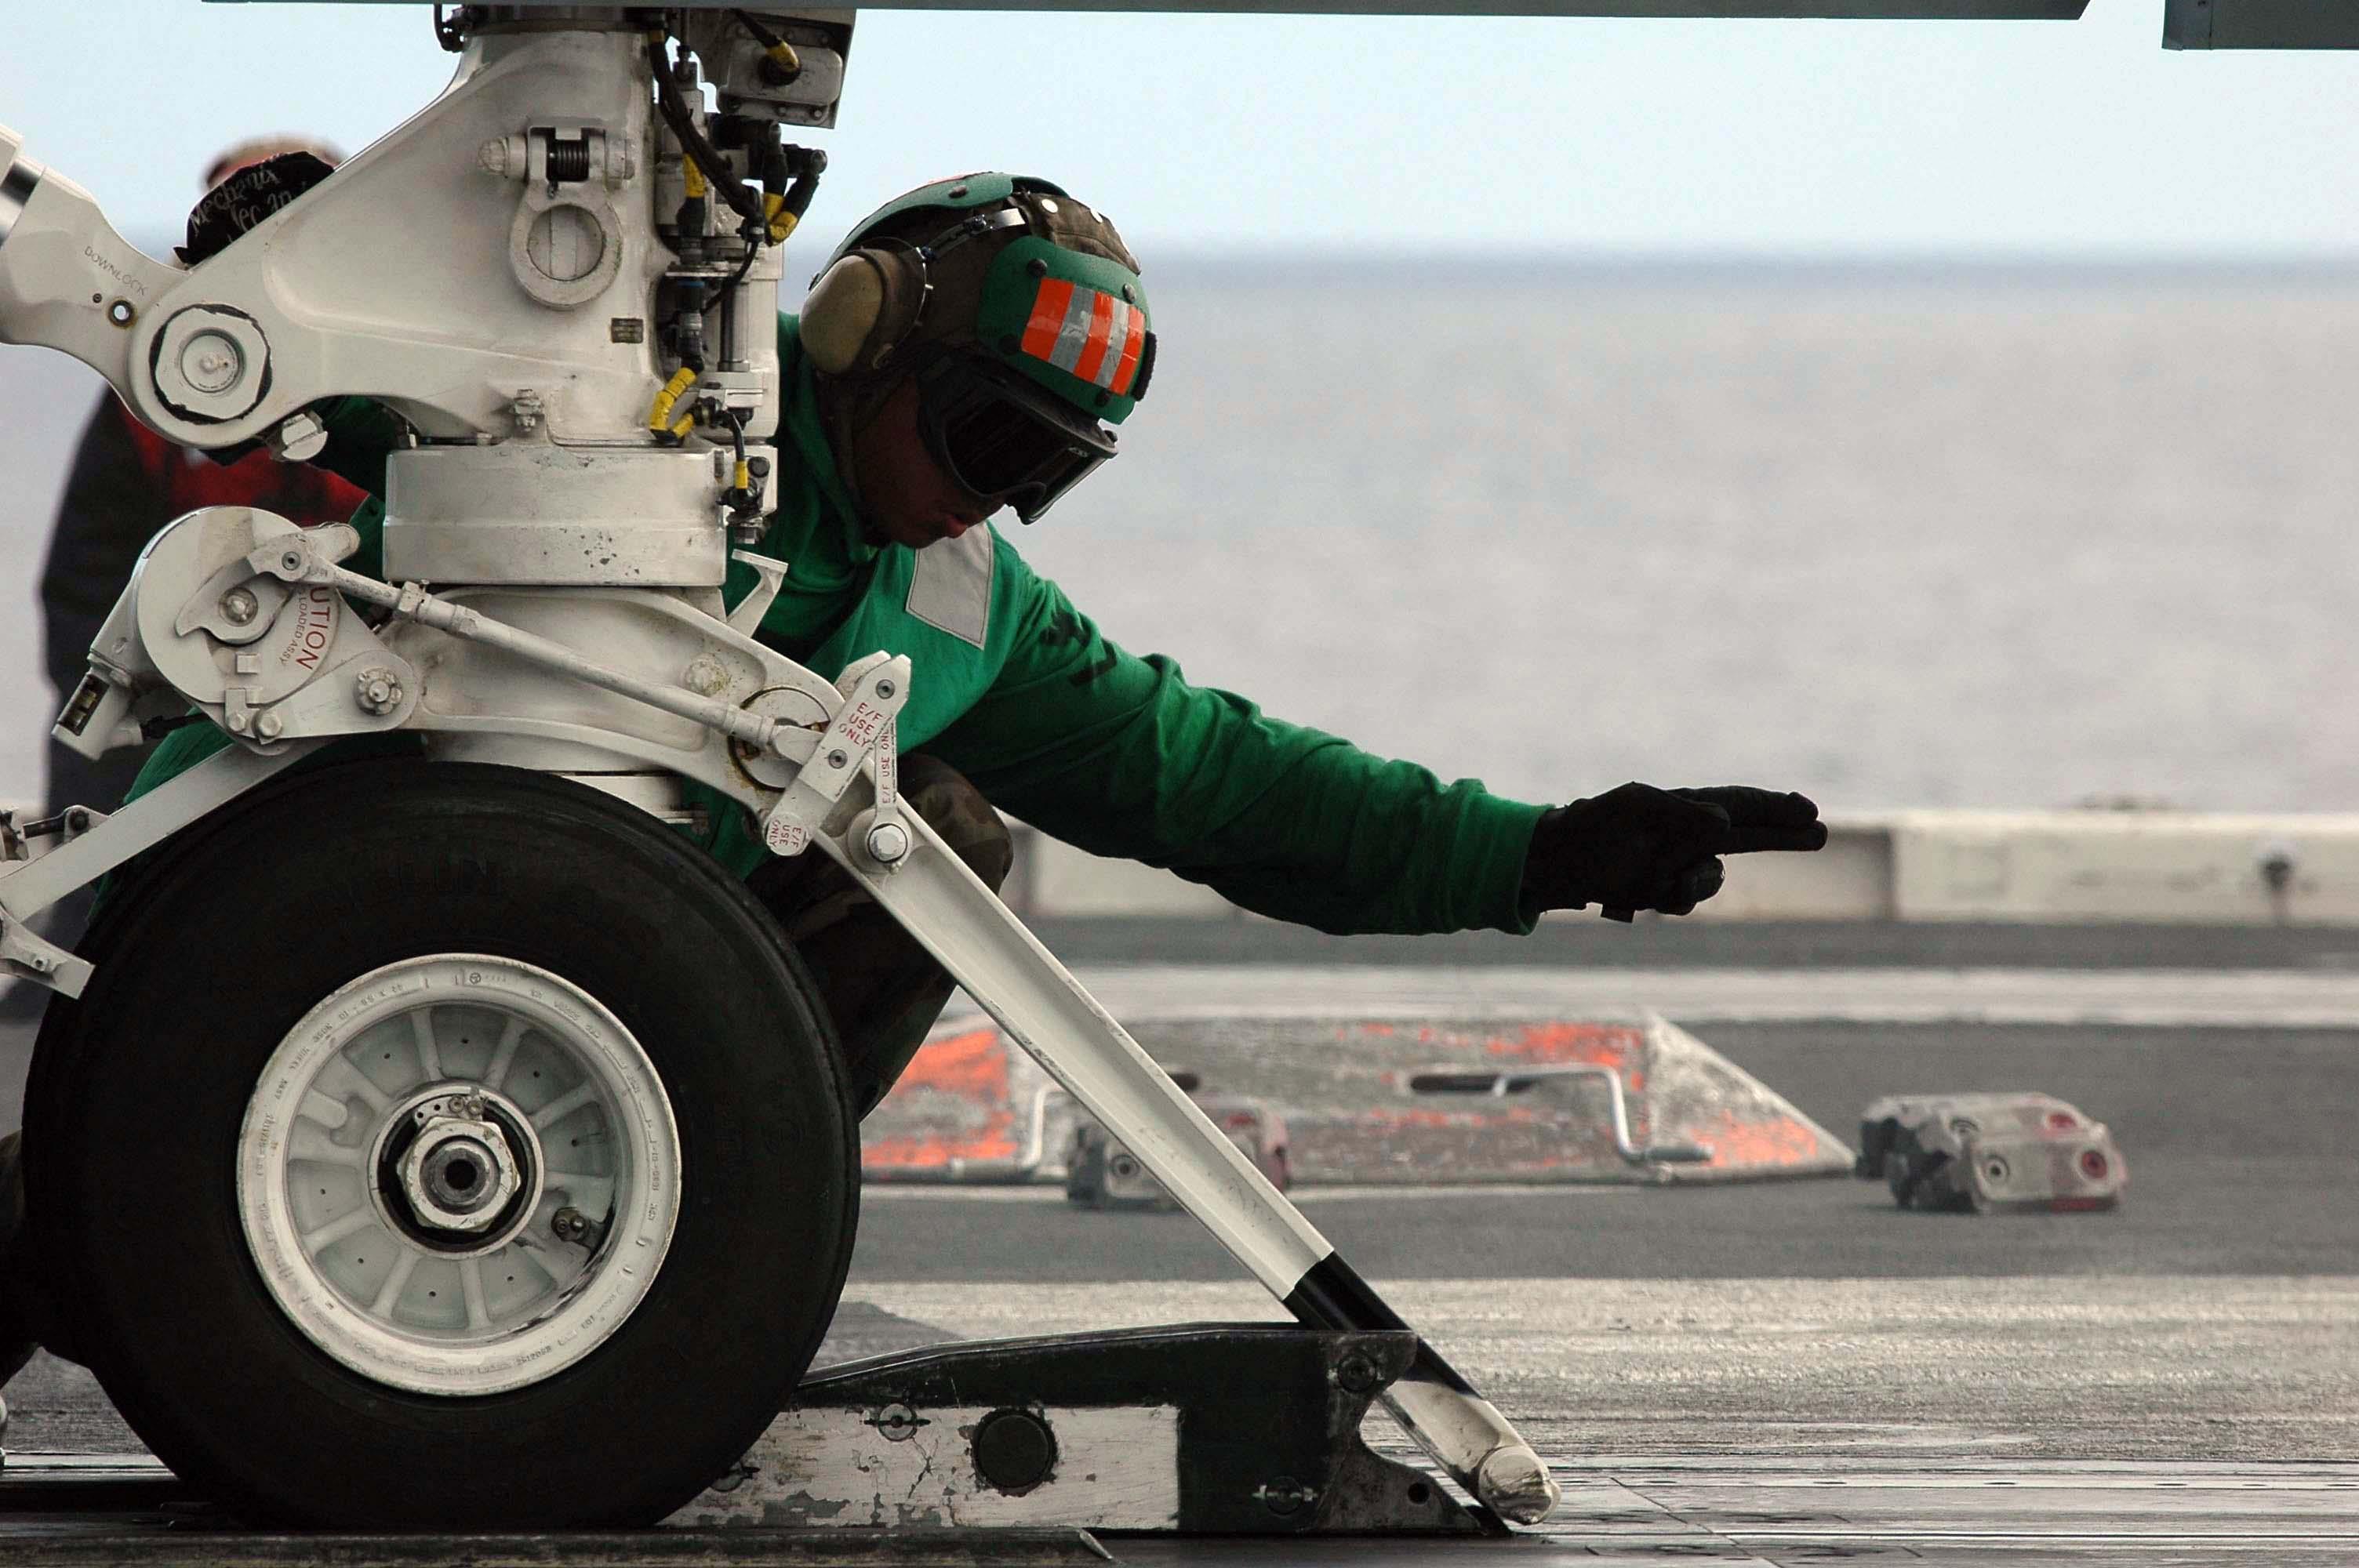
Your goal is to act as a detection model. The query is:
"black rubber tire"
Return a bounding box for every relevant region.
[24,758,857,1529]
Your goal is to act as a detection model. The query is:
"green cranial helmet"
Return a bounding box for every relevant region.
[799,175,1154,522]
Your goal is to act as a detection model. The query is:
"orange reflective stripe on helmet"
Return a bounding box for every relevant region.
[1110,304,1147,396]
[1073,289,1118,386]
[1021,278,1076,361]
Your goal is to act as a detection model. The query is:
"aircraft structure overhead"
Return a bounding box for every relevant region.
[210,0,2093,13]
[204,1,2359,47]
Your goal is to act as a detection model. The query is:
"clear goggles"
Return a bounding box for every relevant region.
[913,354,1117,524]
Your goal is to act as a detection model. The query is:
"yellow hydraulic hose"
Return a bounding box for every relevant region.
[764,192,797,245]
[647,365,698,441]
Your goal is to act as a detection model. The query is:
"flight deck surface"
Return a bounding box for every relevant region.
[5,920,2354,1563]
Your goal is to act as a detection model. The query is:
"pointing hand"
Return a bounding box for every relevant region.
[1520,782,1828,920]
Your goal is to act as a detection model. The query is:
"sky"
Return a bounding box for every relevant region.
[1,0,2357,258]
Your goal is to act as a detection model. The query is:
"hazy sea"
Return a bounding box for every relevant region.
[4,258,2356,815]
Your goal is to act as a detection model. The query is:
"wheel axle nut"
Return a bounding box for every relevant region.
[395,1109,522,1234]
[354,666,405,717]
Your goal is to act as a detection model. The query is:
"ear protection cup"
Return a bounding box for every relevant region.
[799,242,930,376]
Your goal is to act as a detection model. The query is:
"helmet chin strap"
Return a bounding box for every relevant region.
[811,371,880,531]
[818,362,980,546]
[815,338,972,524]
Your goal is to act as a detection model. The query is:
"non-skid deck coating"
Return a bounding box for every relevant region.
[9,1276,2358,1563]
[6,928,2357,1563]
[10,1454,2359,1565]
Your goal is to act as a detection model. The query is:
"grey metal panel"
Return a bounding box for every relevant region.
[209,0,2087,15]
[2165,0,2359,48]
[841,1,2086,12]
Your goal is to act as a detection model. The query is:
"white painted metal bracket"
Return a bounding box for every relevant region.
[0,741,324,997]
[761,654,908,858]
[724,550,791,637]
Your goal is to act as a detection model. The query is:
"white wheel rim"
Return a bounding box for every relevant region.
[238,955,682,1396]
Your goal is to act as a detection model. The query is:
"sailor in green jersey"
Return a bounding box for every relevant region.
[122,172,1830,1121]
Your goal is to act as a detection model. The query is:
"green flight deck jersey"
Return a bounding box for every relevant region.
[131,318,1547,935]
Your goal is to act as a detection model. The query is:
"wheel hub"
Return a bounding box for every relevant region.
[380,1089,535,1244]
[238,953,682,1396]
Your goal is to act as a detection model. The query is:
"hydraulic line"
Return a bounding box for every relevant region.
[725,409,751,495]
[734,9,802,84]
[646,365,698,442]
[645,29,765,230]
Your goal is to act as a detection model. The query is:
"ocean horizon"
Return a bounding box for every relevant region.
[5,256,2354,816]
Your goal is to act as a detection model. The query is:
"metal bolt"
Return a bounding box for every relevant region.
[551,1207,592,1245]
[178,330,242,394]
[107,299,134,326]
[1253,1478,1318,1516]
[871,1403,922,1443]
[864,821,911,866]
[875,680,896,699]
[1335,1352,1379,1395]
[271,410,329,463]
[354,667,405,717]
[827,750,849,770]
[220,587,259,626]
[256,712,284,740]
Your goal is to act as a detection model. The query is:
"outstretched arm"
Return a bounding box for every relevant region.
[928,560,1547,935]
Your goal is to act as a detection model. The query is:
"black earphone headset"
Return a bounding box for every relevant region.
[798,207,1030,378]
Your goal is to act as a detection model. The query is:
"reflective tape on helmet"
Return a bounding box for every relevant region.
[1020,278,1147,395]
[1111,307,1147,396]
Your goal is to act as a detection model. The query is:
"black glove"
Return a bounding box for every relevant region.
[1521,782,1827,920]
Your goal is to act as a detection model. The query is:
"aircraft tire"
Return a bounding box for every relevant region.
[25,757,856,1528]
